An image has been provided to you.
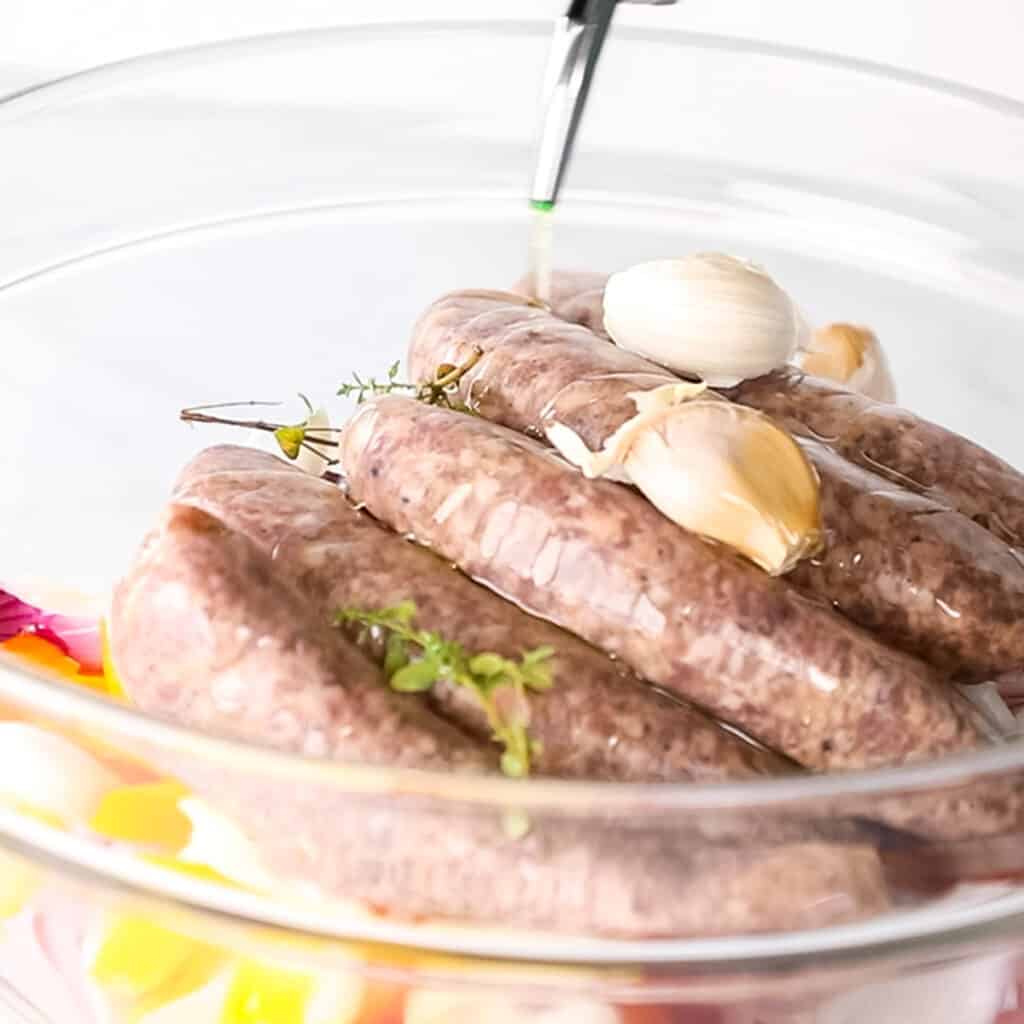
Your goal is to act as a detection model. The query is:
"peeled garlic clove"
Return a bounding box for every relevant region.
[623,400,823,575]
[797,322,896,402]
[603,254,807,386]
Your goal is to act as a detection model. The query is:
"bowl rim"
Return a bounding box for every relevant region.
[3,18,1024,963]
[4,645,1024,816]
[3,16,1024,120]
[6,786,1024,971]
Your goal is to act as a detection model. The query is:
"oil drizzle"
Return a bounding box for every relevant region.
[528,200,554,304]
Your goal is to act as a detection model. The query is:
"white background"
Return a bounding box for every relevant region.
[2,0,1023,102]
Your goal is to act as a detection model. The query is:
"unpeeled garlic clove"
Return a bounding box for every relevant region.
[543,379,707,480]
[797,322,896,403]
[603,254,807,386]
[623,400,823,575]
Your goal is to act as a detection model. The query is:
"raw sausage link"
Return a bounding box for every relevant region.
[174,445,788,781]
[411,288,674,443]
[730,367,1024,549]
[340,396,982,775]
[791,440,1024,681]
[412,290,1024,681]
[162,751,896,936]
[110,504,495,772]
[114,471,889,936]
[523,269,1024,549]
[512,270,613,339]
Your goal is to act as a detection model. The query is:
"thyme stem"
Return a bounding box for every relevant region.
[336,602,554,778]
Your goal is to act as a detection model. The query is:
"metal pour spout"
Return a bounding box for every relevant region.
[529,0,678,211]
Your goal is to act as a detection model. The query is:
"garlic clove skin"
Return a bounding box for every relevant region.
[294,405,334,477]
[543,379,706,480]
[797,322,897,403]
[603,254,807,386]
[622,400,824,575]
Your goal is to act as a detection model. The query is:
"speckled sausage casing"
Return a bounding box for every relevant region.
[340,396,983,775]
[424,289,1024,682]
[164,753,896,937]
[522,269,1024,551]
[173,445,787,782]
[110,504,494,772]
[111,477,889,936]
[729,367,1024,549]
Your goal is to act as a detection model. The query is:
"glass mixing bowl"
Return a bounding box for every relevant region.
[3,18,1024,1024]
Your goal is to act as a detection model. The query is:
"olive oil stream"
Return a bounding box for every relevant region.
[528,199,555,304]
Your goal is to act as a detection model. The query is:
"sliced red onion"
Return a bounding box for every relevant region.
[0,588,102,673]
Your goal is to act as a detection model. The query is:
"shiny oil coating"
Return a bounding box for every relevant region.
[792,440,1024,681]
[411,289,675,445]
[341,397,982,774]
[512,270,612,339]
[530,270,1024,551]
[173,445,787,782]
[110,504,494,772]
[114,465,889,936]
[499,278,1024,680]
[515,268,609,335]
[731,367,1024,549]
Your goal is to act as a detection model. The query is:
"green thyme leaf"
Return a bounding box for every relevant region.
[335,348,483,413]
[390,659,440,693]
[337,366,416,403]
[383,633,410,675]
[337,601,555,779]
[274,425,307,460]
[179,397,341,468]
[500,750,527,779]
[522,645,555,665]
[467,653,507,679]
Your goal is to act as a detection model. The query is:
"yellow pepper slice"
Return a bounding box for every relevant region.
[220,959,315,1024]
[90,781,192,852]
[91,914,227,1015]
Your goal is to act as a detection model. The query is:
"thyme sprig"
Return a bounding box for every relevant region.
[180,394,341,467]
[337,601,554,778]
[337,348,483,412]
[180,350,483,468]
[337,361,412,403]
